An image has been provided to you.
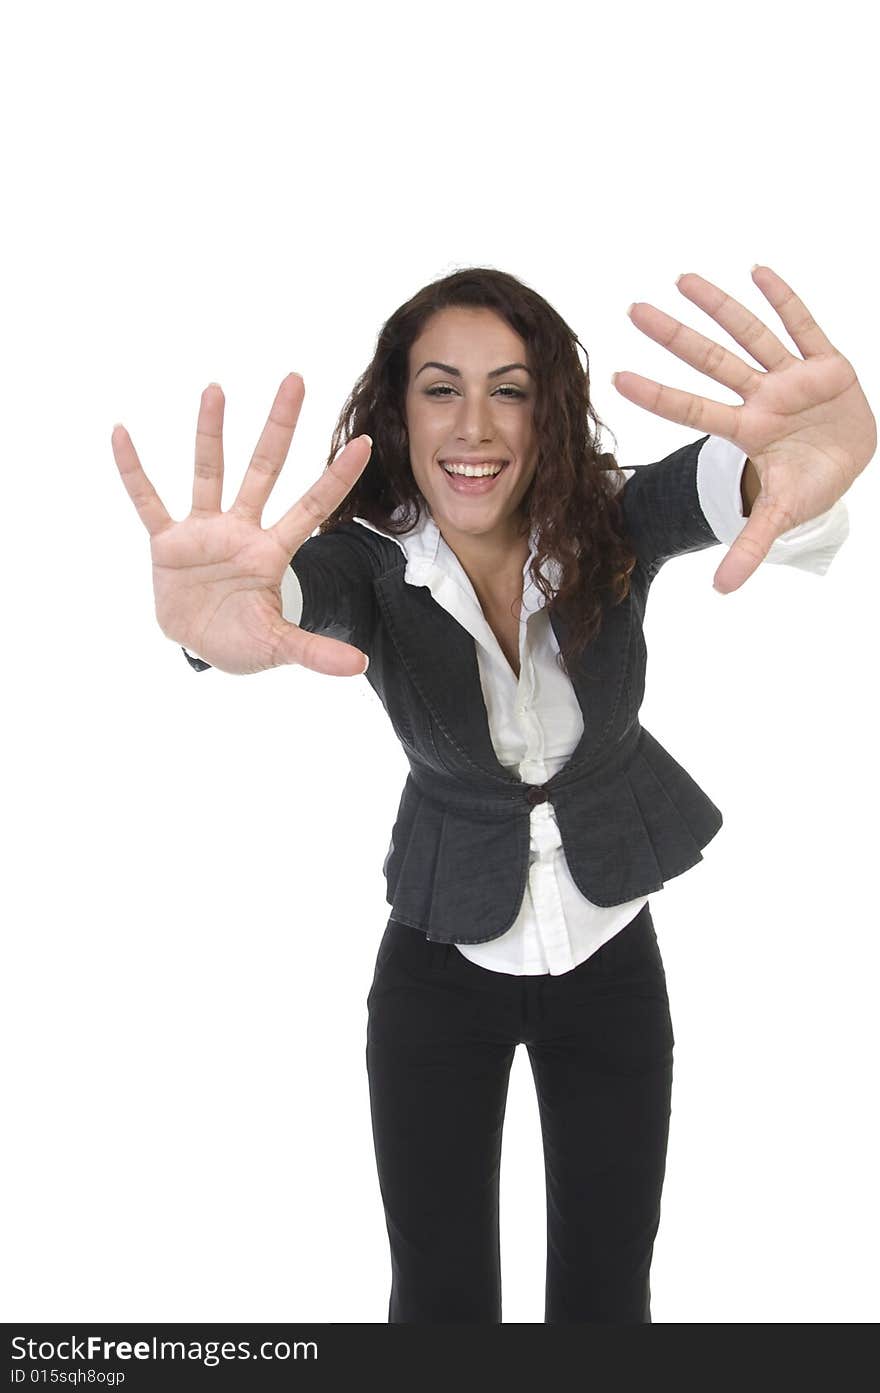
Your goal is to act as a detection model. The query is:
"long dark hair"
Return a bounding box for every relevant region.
[319,266,638,675]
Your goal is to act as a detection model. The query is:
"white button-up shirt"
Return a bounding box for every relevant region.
[278,436,848,976]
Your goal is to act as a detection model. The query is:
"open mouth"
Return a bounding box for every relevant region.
[438,460,510,495]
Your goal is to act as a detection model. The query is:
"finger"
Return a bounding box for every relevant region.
[193,382,225,514]
[111,423,174,538]
[269,435,374,559]
[270,619,369,677]
[611,369,740,438]
[674,270,795,373]
[711,496,795,593]
[627,300,764,401]
[231,372,305,524]
[747,263,839,360]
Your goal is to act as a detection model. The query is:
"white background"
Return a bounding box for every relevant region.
[3,0,877,1324]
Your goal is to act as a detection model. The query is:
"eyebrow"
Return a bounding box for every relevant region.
[414,360,534,380]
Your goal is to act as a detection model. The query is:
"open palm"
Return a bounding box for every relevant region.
[613,264,877,592]
[112,373,373,676]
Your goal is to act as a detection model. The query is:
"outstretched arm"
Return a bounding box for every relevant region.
[617,430,849,583]
[612,264,876,593]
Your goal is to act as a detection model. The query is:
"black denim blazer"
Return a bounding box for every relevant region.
[185,433,725,944]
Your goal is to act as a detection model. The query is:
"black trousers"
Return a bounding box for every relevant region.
[365,900,674,1324]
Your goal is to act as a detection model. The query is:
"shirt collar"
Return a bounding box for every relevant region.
[351,502,562,616]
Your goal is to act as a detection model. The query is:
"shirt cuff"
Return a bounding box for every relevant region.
[281,563,305,625]
[696,435,850,575]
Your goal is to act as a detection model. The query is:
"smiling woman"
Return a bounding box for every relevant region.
[318,266,639,678]
[118,261,865,1325]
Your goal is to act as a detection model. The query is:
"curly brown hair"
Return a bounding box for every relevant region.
[318,265,638,676]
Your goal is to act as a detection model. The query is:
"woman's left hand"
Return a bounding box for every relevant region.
[612,265,877,593]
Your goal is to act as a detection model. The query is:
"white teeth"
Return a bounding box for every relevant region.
[442,461,506,477]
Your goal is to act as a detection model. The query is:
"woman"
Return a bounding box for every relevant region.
[111,264,874,1323]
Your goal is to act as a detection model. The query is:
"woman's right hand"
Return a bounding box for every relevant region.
[112,373,373,676]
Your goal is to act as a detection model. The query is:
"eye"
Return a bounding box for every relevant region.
[425,385,526,399]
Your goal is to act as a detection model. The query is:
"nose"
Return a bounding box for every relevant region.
[454,394,499,448]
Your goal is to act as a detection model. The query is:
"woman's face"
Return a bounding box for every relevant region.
[404,307,539,551]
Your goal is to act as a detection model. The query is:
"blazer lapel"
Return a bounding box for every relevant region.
[545,602,594,784]
[373,568,520,784]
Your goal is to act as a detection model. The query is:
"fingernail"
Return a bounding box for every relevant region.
[611,372,618,387]
[361,654,370,673]
[626,302,637,315]
[751,264,761,273]
[362,434,373,448]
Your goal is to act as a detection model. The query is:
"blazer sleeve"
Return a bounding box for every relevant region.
[618,433,720,579]
[617,432,850,580]
[182,646,212,671]
[180,521,378,672]
[285,521,379,655]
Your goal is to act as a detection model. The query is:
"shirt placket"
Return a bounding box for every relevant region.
[515,630,574,976]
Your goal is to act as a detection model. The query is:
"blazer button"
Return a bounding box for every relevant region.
[525,784,549,806]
